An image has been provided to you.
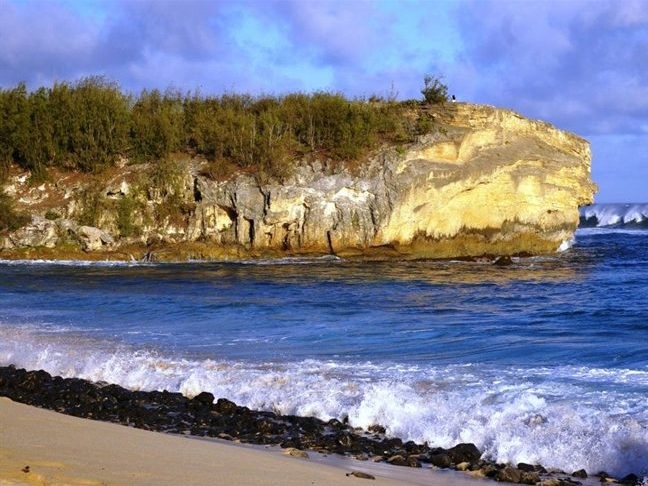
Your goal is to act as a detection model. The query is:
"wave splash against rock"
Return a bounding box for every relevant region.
[1,365,644,486]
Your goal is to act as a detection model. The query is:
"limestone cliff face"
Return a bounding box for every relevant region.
[1,103,596,260]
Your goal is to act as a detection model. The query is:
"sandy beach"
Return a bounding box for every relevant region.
[0,398,481,486]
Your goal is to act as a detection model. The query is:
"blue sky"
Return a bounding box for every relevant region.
[1,0,646,202]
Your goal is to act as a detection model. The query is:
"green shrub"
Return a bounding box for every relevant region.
[44,210,59,221]
[0,160,9,185]
[421,75,449,104]
[150,158,187,225]
[201,158,238,181]
[0,78,130,175]
[0,83,48,179]
[77,182,105,227]
[415,112,436,135]
[116,195,137,237]
[52,77,130,172]
[0,192,30,232]
[150,158,184,197]
[0,77,447,182]
[130,89,184,161]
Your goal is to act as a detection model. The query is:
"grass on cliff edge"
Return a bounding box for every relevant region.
[0,76,448,184]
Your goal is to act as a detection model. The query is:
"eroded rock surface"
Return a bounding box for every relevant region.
[1,104,596,260]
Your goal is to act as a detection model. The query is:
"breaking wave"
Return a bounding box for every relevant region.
[580,203,648,229]
[1,324,646,477]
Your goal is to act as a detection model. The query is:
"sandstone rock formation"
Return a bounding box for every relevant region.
[0,103,596,260]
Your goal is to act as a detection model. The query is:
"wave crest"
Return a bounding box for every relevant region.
[580,203,648,228]
[1,324,647,477]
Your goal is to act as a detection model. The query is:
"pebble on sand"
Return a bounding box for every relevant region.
[346,471,376,480]
[283,448,309,459]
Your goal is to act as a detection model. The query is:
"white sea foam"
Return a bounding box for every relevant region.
[1,325,646,477]
[235,255,342,265]
[0,255,342,267]
[0,259,149,267]
[576,228,648,236]
[557,238,574,252]
[580,203,648,228]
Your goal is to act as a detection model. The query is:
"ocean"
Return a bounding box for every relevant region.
[1,203,647,477]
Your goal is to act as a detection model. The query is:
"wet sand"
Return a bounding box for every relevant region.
[0,398,481,486]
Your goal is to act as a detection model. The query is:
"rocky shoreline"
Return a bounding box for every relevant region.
[0,366,642,485]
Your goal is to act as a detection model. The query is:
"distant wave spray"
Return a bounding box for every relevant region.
[580,203,648,228]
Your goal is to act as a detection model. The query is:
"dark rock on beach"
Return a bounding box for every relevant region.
[537,480,582,486]
[346,471,376,480]
[192,391,215,406]
[367,424,386,434]
[480,464,501,478]
[0,365,642,486]
[386,455,408,467]
[496,466,523,483]
[214,397,238,414]
[446,443,481,463]
[572,469,588,479]
[493,256,514,266]
[429,453,452,468]
[499,466,540,484]
[620,473,640,485]
[521,471,541,484]
[493,465,542,485]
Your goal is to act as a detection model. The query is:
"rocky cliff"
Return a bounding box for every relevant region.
[0,103,596,261]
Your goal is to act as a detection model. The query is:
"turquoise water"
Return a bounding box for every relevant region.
[1,210,647,476]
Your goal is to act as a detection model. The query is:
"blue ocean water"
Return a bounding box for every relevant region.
[1,204,647,476]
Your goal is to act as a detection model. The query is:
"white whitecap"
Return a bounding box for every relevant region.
[0,324,647,478]
[557,239,573,252]
[580,203,648,228]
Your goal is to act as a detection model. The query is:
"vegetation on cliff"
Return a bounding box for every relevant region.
[1,98,595,261]
[0,76,448,185]
[0,191,29,232]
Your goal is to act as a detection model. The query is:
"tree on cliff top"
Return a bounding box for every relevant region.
[421,75,449,104]
[0,77,451,183]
